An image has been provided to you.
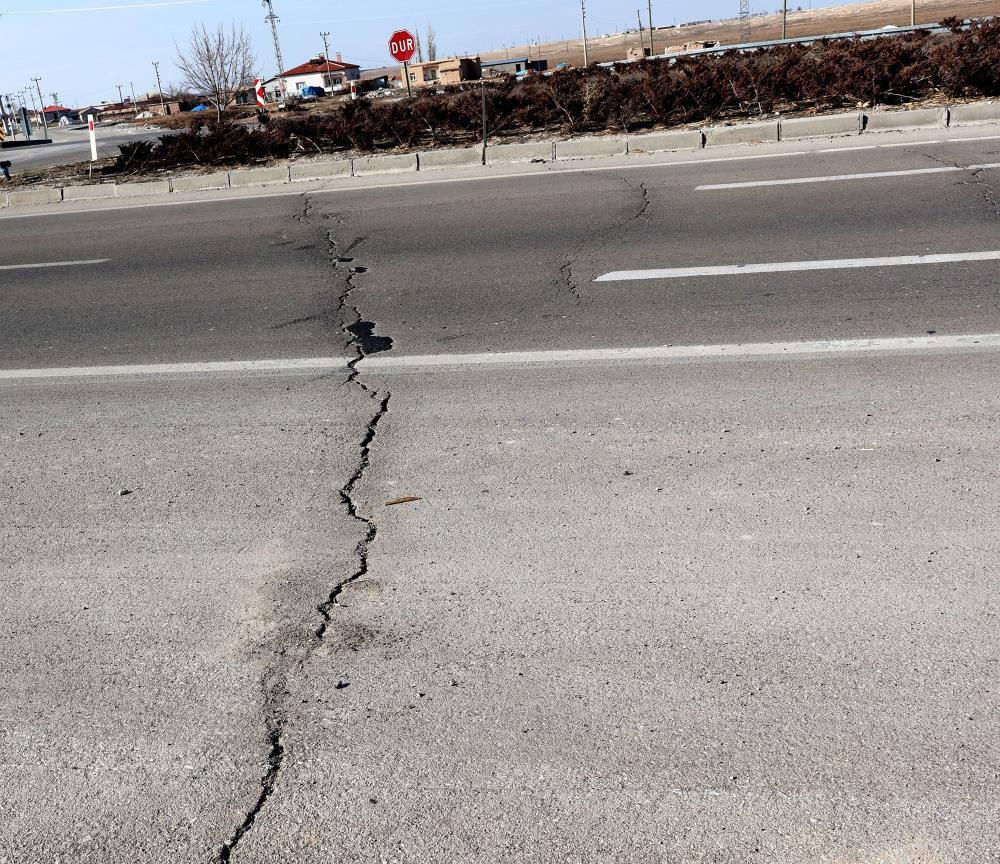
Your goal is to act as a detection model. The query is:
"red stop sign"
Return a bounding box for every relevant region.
[388,29,416,63]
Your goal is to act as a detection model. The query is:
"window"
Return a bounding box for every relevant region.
[424,67,439,81]
[295,81,306,92]
[410,73,416,82]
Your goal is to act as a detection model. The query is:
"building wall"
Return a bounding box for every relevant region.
[408,57,481,89]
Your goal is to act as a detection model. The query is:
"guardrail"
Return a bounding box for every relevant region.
[600,17,985,68]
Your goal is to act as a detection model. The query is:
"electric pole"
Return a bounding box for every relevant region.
[262,0,286,97]
[116,83,125,104]
[782,0,788,39]
[739,0,752,42]
[647,0,654,56]
[129,81,137,106]
[32,78,49,138]
[580,0,589,66]
[152,61,166,115]
[321,31,331,90]
[911,0,916,26]
[637,10,646,56]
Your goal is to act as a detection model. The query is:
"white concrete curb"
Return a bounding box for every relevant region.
[2,102,998,209]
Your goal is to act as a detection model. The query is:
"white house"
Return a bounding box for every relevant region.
[264,55,361,101]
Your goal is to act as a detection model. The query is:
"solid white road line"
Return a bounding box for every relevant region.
[3,334,998,381]
[696,166,961,190]
[0,357,349,381]
[596,251,1000,282]
[358,334,1000,370]
[0,258,110,271]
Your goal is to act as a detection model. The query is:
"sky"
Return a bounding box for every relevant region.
[0,0,843,108]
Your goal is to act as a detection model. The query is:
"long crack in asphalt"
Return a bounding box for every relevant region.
[217,193,392,863]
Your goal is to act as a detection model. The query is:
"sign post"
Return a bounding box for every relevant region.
[254,78,266,108]
[88,115,97,161]
[388,29,416,98]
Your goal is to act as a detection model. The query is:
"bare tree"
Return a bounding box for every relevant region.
[175,22,255,121]
[426,24,437,62]
[414,27,424,63]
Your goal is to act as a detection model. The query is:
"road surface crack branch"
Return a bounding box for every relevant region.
[217,193,392,863]
[922,152,1000,218]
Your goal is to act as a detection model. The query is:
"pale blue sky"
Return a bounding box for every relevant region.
[0,0,841,108]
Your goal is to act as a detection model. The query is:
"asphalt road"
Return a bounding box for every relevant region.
[1,126,167,172]
[2,128,999,862]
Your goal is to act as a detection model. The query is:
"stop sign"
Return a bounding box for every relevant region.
[388,29,416,63]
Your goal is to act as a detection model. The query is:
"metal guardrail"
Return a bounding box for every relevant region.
[599,17,984,68]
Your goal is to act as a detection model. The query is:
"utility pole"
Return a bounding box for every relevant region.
[152,61,166,115]
[320,31,331,90]
[647,0,654,56]
[782,0,788,39]
[115,83,125,104]
[637,10,646,56]
[129,82,137,105]
[580,0,589,66]
[32,78,49,138]
[262,0,286,97]
[910,0,916,26]
[740,0,751,42]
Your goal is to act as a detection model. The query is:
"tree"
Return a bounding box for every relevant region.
[426,25,437,62]
[175,22,255,121]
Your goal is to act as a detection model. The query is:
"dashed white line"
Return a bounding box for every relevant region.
[0,258,110,271]
[696,166,961,190]
[596,251,1000,282]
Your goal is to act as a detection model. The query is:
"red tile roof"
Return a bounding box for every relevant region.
[280,57,359,76]
[42,104,73,113]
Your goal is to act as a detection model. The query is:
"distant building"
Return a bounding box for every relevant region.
[264,54,361,100]
[406,57,482,89]
[481,57,548,78]
[40,104,79,123]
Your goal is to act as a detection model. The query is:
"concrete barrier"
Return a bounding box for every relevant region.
[705,121,780,147]
[627,129,703,153]
[554,136,627,160]
[115,180,172,198]
[6,187,62,206]
[418,147,484,169]
[289,159,352,181]
[229,165,291,187]
[62,184,117,201]
[864,108,947,132]
[781,113,861,140]
[948,102,1000,126]
[485,141,553,164]
[170,171,231,192]
[353,153,418,175]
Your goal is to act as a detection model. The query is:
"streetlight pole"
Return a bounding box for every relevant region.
[580,0,589,66]
[152,61,166,115]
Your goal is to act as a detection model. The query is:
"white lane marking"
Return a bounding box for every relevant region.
[0,258,110,271]
[596,251,1000,282]
[3,334,998,381]
[968,162,1000,170]
[5,132,1000,221]
[0,357,349,381]
[697,166,961,190]
[358,334,1000,370]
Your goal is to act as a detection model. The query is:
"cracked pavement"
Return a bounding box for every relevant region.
[3,128,1000,862]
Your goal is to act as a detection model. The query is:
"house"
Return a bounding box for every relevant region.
[40,104,79,124]
[264,54,361,101]
[406,56,481,89]
[481,57,548,78]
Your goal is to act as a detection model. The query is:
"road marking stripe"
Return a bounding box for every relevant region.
[0,258,110,271]
[358,334,1000,370]
[3,334,998,381]
[596,251,1000,282]
[0,358,349,381]
[697,166,961,190]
